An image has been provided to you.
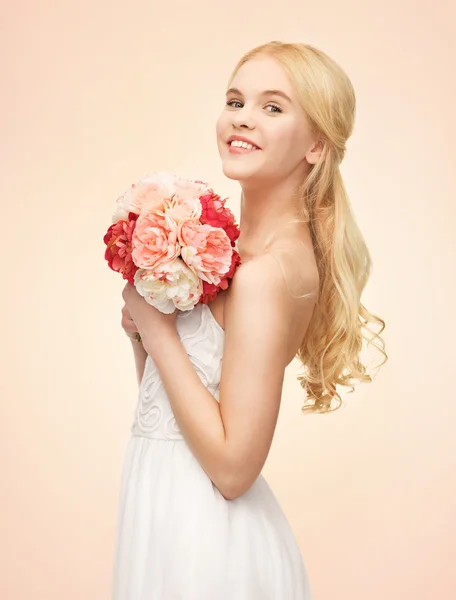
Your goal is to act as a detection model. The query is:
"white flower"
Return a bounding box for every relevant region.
[134,258,203,314]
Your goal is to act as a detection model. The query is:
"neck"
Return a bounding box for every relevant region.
[236,179,306,261]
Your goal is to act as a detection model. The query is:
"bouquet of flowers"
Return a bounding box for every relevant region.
[103,172,241,340]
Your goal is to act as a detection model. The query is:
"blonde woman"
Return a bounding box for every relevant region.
[112,41,387,599]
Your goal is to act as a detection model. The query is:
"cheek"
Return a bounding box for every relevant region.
[216,113,231,156]
[215,112,228,139]
[268,123,305,164]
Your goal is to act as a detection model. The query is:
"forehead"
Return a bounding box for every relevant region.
[230,55,295,98]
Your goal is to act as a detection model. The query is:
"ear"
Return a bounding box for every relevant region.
[305,138,325,165]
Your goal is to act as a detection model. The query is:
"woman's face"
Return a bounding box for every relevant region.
[216,55,318,187]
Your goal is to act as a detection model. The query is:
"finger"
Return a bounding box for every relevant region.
[121,315,138,331]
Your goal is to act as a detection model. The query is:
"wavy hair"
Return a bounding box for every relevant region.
[228,41,387,414]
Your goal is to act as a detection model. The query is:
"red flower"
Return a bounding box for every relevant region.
[103,212,139,284]
[199,191,240,246]
[223,223,241,246]
[200,250,241,304]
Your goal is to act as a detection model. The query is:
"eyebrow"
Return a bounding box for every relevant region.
[226,87,292,103]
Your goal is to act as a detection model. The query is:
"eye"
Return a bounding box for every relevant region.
[226,100,243,109]
[266,103,282,113]
[225,100,283,113]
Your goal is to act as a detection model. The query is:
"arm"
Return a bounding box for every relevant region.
[129,337,148,386]
[121,297,148,387]
[140,255,316,500]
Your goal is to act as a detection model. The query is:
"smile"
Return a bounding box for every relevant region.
[227,141,260,155]
[226,135,261,153]
[229,140,258,151]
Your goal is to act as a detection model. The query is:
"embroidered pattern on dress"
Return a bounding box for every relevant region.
[131,303,223,441]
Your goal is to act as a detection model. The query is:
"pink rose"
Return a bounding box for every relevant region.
[103,212,139,284]
[200,250,241,303]
[132,212,179,269]
[179,220,232,286]
[199,191,240,246]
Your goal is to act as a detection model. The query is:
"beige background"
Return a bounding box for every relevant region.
[2,1,455,598]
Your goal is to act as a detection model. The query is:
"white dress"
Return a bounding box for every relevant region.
[111,302,312,600]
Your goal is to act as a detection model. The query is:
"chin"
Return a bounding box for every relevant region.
[221,166,253,184]
[221,164,242,181]
[220,158,260,183]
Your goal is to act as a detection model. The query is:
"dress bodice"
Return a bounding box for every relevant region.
[130,302,224,441]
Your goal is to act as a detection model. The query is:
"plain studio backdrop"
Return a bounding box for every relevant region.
[1,1,455,599]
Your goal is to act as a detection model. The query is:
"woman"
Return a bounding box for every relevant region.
[112,41,387,599]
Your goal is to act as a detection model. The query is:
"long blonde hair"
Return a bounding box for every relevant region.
[228,41,387,414]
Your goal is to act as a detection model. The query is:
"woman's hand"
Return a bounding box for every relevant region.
[121,283,178,350]
[121,302,142,342]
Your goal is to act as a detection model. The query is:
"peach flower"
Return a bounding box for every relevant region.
[112,173,179,223]
[179,220,232,286]
[200,250,241,303]
[171,177,208,203]
[132,212,180,269]
[164,194,202,224]
[134,259,203,313]
[112,173,208,224]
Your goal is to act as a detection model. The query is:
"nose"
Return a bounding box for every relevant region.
[230,104,255,130]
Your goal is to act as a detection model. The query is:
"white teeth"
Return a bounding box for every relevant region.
[230,140,257,150]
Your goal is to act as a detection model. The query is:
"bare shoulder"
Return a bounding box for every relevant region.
[228,253,287,298]
[228,247,319,314]
[231,246,317,293]
[224,250,319,365]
